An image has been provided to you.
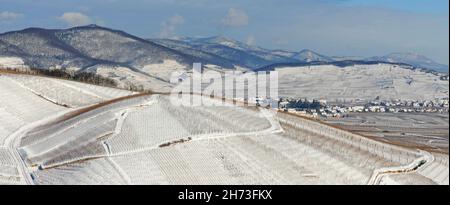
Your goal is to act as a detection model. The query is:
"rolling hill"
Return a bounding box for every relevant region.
[0,25,235,91]
[1,25,448,94]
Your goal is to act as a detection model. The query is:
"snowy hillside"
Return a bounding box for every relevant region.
[1,25,448,94]
[274,63,449,101]
[291,49,334,62]
[368,53,449,73]
[155,36,300,69]
[158,36,448,73]
[0,25,217,91]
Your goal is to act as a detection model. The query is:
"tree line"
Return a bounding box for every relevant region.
[1,67,117,88]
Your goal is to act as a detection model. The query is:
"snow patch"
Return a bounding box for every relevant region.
[0,57,28,70]
[142,60,186,81]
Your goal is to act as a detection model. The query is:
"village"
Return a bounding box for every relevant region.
[257,97,450,119]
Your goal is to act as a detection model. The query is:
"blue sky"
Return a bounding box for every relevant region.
[0,0,448,64]
[342,0,448,14]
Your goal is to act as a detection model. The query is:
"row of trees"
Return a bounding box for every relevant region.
[285,99,324,109]
[0,67,117,88]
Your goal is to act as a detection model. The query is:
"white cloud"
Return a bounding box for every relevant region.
[159,15,185,38]
[0,11,23,21]
[58,12,92,27]
[221,8,249,27]
[246,35,255,45]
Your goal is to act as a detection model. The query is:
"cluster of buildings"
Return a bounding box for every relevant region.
[277,97,449,118]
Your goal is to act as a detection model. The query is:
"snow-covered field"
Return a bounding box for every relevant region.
[0,75,66,145]
[0,73,135,184]
[95,65,173,92]
[275,64,448,101]
[142,60,186,82]
[0,57,29,70]
[324,113,449,154]
[12,92,448,185]
[1,73,448,185]
[8,74,135,108]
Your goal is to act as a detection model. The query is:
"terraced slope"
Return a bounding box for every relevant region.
[0,73,135,184]
[1,74,447,185]
[15,93,448,185]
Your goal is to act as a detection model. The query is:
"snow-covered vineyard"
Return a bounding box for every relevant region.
[0,73,134,184]
[0,73,448,185]
[276,64,449,102]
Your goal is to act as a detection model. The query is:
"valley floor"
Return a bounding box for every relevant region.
[324,112,449,154]
[0,73,448,185]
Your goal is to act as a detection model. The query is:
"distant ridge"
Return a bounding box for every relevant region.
[367,52,448,73]
[254,60,431,73]
[156,35,448,73]
[0,25,448,93]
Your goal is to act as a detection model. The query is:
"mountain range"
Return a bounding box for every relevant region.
[367,53,449,73]
[154,36,448,73]
[0,25,198,71]
[0,25,448,90]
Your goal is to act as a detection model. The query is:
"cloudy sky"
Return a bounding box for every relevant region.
[0,0,448,64]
